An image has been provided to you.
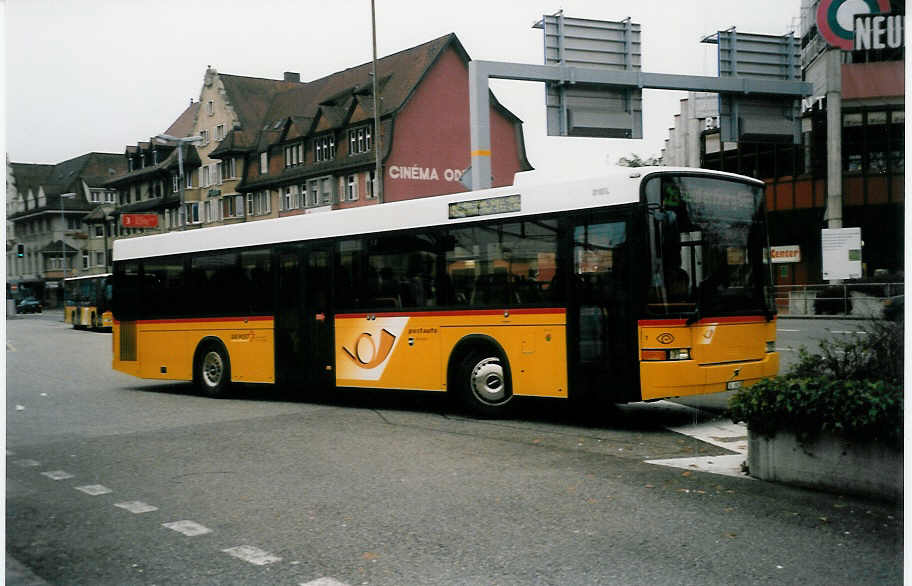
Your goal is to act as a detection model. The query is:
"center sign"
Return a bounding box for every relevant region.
[121,213,159,228]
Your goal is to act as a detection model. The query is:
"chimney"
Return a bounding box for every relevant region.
[284,71,301,82]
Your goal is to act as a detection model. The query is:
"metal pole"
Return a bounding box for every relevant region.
[371,0,383,204]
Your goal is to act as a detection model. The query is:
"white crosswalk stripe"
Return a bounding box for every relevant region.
[222,545,282,566]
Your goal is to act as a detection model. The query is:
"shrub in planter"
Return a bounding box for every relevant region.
[729,318,903,448]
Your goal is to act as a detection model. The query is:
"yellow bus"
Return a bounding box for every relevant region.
[63,273,113,330]
[111,167,778,416]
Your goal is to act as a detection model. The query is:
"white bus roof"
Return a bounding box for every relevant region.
[113,166,761,262]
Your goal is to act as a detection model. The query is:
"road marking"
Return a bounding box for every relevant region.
[644,402,752,479]
[831,330,867,335]
[75,484,113,496]
[115,501,158,514]
[301,578,351,586]
[222,545,282,566]
[778,329,801,332]
[13,459,40,467]
[163,520,212,536]
[41,470,74,481]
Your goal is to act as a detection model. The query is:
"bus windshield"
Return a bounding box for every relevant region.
[644,174,773,319]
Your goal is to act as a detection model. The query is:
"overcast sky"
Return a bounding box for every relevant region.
[5,0,801,175]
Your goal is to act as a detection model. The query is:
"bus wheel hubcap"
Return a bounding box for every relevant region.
[202,352,223,387]
[470,357,506,404]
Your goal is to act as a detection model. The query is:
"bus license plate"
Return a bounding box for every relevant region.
[726,380,743,391]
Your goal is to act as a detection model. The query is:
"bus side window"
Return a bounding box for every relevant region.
[241,248,272,314]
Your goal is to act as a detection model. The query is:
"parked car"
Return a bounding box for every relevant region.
[16,297,42,314]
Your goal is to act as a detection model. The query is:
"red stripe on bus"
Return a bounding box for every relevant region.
[638,315,773,327]
[335,308,567,319]
[131,316,275,325]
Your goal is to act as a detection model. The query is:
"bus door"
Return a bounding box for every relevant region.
[570,214,639,403]
[275,244,334,389]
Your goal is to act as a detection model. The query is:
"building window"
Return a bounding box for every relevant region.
[204,201,211,223]
[212,163,222,186]
[172,173,179,193]
[314,135,336,162]
[82,253,89,269]
[200,166,210,188]
[284,143,304,167]
[216,124,225,141]
[96,251,105,266]
[282,186,298,210]
[94,225,104,238]
[259,152,268,174]
[366,169,377,199]
[348,126,372,155]
[220,158,236,180]
[246,194,254,216]
[207,100,214,116]
[127,159,133,172]
[185,202,200,224]
[105,190,116,204]
[346,174,358,201]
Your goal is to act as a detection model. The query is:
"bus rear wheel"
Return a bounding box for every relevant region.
[456,349,512,418]
[195,342,231,398]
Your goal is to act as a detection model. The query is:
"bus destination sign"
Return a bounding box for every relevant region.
[449,194,521,220]
[121,213,159,228]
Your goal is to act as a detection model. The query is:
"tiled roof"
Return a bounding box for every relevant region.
[164,101,201,138]
[104,147,200,187]
[9,163,55,196]
[219,73,304,132]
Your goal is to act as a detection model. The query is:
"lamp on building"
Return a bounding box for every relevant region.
[59,192,75,279]
[153,134,204,221]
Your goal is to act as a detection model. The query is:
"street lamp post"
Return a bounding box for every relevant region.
[153,134,203,228]
[59,192,75,312]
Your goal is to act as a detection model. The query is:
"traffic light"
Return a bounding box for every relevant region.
[16,243,24,258]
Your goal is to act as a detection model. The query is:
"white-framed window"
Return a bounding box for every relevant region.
[185,202,200,224]
[200,166,210,188]
[95,251,105,266]
[366,169,377,199]
[345,174,358,201]
[212,163,221,186]
[127,158,133,172]
[152,149,159,165]
[255,191,271,215]
[320,176,334,204]
[307,180,319,207]
[216,124,225,141]
[259,152,268,174]
[172,174,179,193]
[82,253,89,269]
[200,129,209,145]
[314,135,335,162]
[246,194,255,216]
[179,205,186,226]
[296,184,306,208]
[348,125,372,155]
[220,158,236,181]
[282,186,298,210]
[94,225,104,238]
[90,190,101,203]
[284,143,304,167]
[204,201,211,223]
[186,169,193,189]
[105,190,116,204]
[207,100,214,116]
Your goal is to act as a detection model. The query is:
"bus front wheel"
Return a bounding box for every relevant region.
[456,348,512,418]
[194,342,231,398]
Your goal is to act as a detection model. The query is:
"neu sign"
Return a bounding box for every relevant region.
[816,0,903,51]
[121,213,158,228]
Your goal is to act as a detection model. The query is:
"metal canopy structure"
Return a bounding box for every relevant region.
[466,12,812,191]
[707,29,803,144]
[536,13,642,139]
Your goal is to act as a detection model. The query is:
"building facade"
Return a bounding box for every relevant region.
[6,153,126,305]
[660,0,904,285]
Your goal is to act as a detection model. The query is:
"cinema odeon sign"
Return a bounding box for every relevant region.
[817,0,904,51]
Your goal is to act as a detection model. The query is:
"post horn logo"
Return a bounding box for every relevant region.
[342,329,397,369]
[656,332,675,345]
[816,0,890,50]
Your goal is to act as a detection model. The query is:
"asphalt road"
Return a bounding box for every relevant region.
[6,312,902,585]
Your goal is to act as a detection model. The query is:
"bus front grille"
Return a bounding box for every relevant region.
[120,321,137,361]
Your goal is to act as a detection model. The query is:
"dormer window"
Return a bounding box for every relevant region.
[348,125,372,155]
[152,149,158,165]
[314,134,336,163]
[284,143,303,167]
[128,158,133,172]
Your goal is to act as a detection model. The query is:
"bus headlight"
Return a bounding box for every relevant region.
[766,341,776,353]
[641,348,691,361]
[668,348,691,361]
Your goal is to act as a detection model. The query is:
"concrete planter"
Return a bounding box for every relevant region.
[748,429,902,501]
